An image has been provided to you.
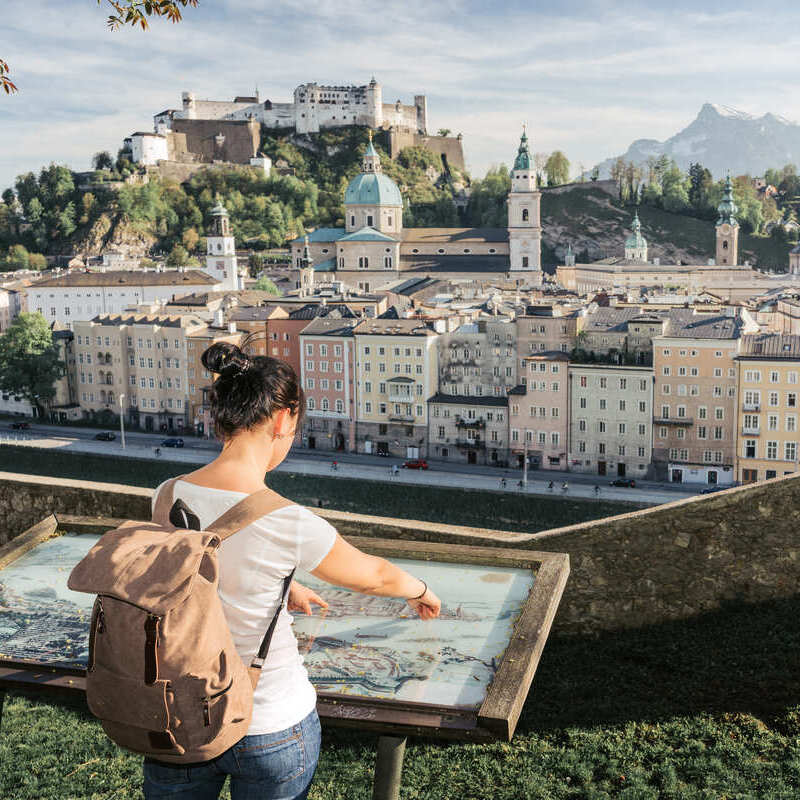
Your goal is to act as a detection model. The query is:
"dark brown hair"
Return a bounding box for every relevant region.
[201,341,304,439]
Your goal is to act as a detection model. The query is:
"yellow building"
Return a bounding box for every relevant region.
[352,319,438,458]
[74,313,208,432]
[735,334,800,483]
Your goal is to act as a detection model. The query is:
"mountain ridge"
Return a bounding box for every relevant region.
[593,103,800,179]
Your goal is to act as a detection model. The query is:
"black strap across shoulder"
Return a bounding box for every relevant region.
[251,568,296,670]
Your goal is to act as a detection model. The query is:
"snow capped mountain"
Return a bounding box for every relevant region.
[592,103,800,178]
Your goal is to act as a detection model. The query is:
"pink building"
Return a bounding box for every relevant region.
[508,351,570,470]
[298,316,359,452]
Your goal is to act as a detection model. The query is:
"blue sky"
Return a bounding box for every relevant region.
[1,0,799,191]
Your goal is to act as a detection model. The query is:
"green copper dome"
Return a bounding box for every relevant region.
[513,128,532,172]
[717,174,738,225]
[344,173,403,207]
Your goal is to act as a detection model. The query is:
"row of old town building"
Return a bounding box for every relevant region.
[6,133,800,487]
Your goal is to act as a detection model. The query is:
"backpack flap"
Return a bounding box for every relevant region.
[67,522,221,616]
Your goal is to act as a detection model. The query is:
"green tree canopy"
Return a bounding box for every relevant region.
[166,243,189,266]
[252,276,281,295]
[0,313,64,412]
[545,151,570,186]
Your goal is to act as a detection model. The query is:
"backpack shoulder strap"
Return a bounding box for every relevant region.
[207,487,295,541]
[152,475,186,525]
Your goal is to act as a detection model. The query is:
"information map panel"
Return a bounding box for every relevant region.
[0,533,535,712]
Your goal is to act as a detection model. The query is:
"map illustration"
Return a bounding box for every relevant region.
[0,533,535,712]
[290,559,535,709]
[0,533,98,666]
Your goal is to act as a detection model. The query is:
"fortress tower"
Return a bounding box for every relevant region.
[507,126,542,278]
[205,201,239,291]
[716,174,739,266]
[366,77,383,130]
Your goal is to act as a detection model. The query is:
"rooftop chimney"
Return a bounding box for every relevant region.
[228,322,237,334]
[213,308,224,327]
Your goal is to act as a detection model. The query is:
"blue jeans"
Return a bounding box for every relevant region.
[143,709,321,800]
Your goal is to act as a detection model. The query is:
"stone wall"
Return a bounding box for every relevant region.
[388,131,466,172]
[170,119,261,164]
[1,471,798,637]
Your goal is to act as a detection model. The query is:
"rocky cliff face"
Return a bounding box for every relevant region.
[76,214,157,257]
[594,103,800,178]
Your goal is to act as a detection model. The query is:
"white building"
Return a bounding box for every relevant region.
[0,287,22,332]
[124,131,169,166]
[27,269,220,327]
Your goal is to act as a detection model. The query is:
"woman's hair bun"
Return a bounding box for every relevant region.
[201,342,251,376]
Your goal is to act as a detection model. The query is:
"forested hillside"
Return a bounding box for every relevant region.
[0,126,796,271]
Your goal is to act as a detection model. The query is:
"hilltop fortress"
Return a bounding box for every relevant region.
[125,78,466,176]
[155,78,427,135]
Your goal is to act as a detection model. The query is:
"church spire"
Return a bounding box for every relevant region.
[362,129,382,174]
[513,124,532,172]
[717,173,738,225]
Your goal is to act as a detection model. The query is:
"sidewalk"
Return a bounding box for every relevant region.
[0,432,694,504]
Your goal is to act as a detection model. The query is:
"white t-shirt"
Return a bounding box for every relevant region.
[152,479,338,734]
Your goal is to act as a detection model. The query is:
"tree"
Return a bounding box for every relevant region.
[3,2,198,94]
[139,257,157,269]
[93,151,115,171]
[28,253,47,270]
[437,129,451,137]
[253,276,281,295]
[0,313,64,415]
[545,151,570,186]
[166,243,189,266]
[181,227,200,252]
[4,244,29,270]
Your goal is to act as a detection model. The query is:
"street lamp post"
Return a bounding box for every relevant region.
[522,436,528,488]
[119,393,126,450]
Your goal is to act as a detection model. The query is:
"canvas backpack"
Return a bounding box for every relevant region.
[67,475,295,764]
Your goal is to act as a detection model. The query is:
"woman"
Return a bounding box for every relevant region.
[144,341,441,800]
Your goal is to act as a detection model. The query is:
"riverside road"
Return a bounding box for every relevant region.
[0,421,702,505]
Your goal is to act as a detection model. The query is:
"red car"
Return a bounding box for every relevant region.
[402,459,429,470]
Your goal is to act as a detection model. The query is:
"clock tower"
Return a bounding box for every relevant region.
[205,200,240,291]
[715,174,739,267]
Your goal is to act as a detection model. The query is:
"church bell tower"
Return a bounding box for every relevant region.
[507,126,542,280]
[205,200,239,291]
[715,174,739,267]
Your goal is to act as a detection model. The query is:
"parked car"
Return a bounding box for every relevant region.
[10,421,30,430]
[609,478,636,488]
[161,438,184,448]
[94,431,116,441]
[699,485,726,494]
[402,459,429,470]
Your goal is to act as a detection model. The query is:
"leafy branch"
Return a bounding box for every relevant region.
[0,59,17,95]
[101,0,199,31]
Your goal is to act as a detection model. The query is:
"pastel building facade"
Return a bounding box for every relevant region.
[652,313,743,485]
[568,364,654,478]
[353,319,439,458]
[735,334,800,484]
[508,352,570,471]
[428,395,509,465]
[299,317,359,452]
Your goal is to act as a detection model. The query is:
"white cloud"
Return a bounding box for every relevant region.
[2,1,800,189]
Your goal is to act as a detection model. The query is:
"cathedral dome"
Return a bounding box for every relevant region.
[625,211,647,249]
[344,172,403,207]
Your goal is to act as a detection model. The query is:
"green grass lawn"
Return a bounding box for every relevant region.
[3,447,797,797]
[3,594,799,799]
[0,445,642,534]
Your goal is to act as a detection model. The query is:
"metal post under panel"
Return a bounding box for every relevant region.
[372,735,407,800]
